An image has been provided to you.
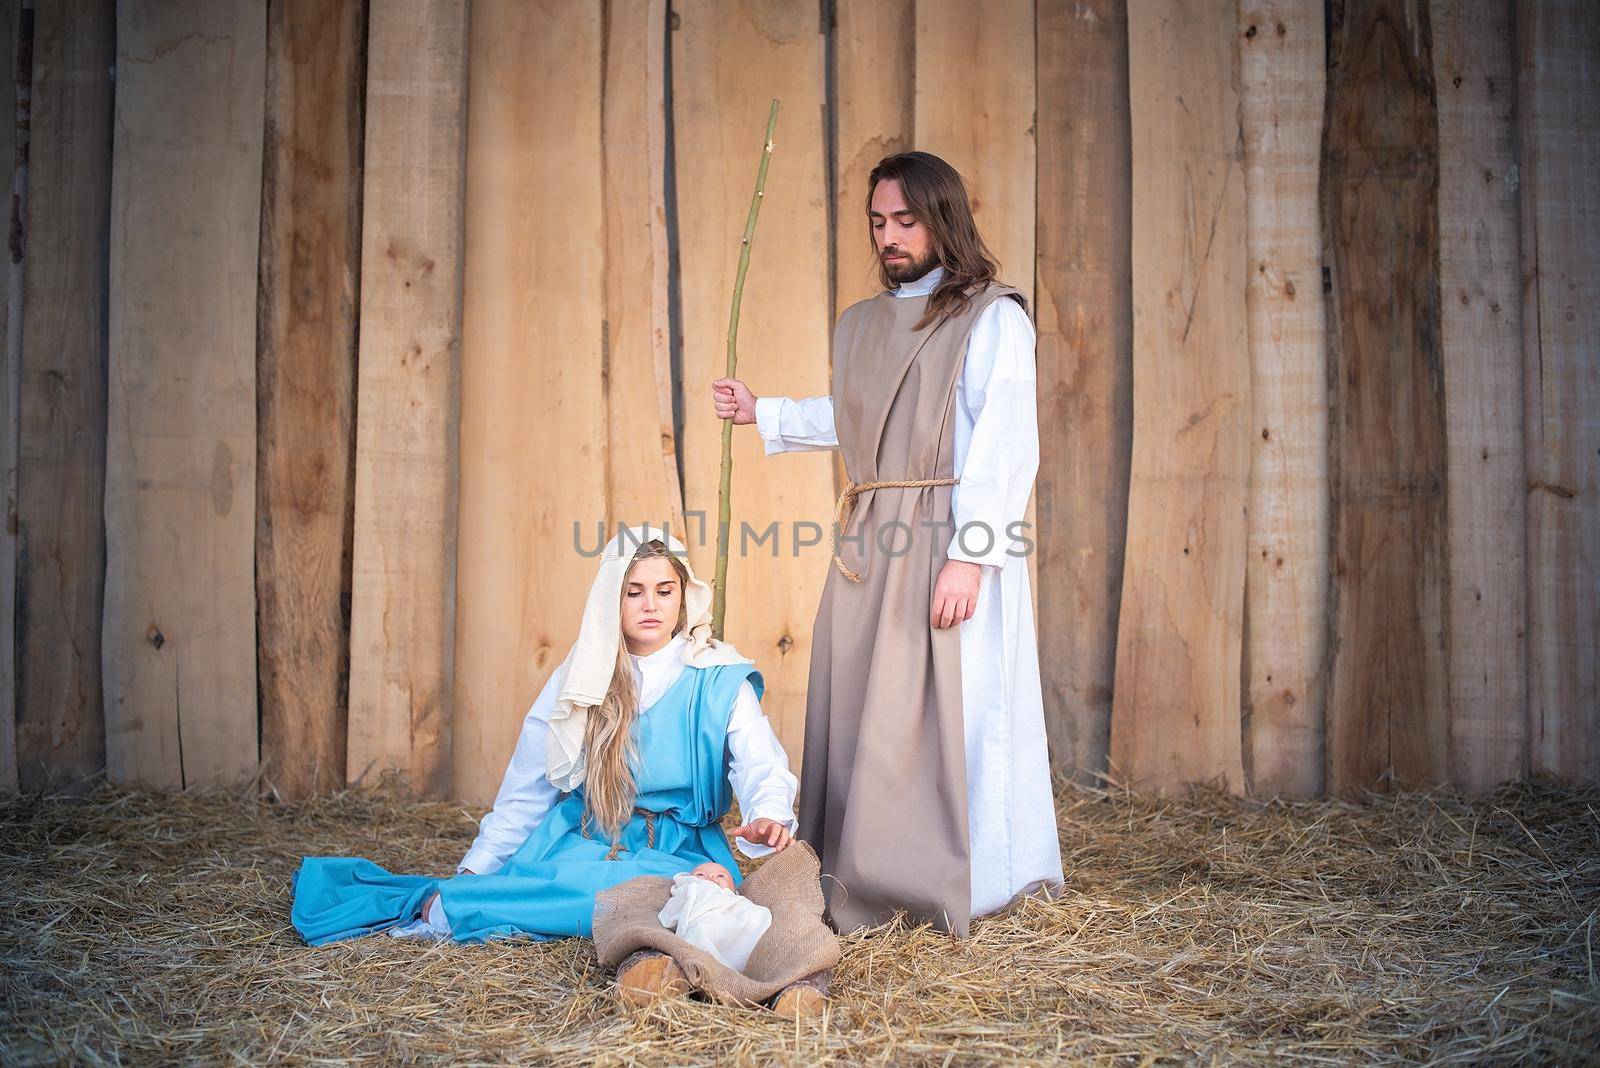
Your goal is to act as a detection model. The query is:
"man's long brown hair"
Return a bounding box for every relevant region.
[581,539,691,841]
[867,151,1021,330]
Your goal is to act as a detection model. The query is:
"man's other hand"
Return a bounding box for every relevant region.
[712,377,757,424]
[931,559,982,629]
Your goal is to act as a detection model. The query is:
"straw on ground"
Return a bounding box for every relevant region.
[2,777,1596,1064]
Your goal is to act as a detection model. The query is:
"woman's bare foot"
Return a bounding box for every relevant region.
[769,968,830,1018]
[614,949,690,1006]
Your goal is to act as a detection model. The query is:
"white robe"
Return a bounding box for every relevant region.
[753,266,1064,916]
[458,632,800,876]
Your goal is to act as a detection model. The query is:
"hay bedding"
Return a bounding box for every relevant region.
[2,777,1596,1065]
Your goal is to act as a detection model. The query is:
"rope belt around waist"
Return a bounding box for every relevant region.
[582,806,661,861]
[831,477,960,583]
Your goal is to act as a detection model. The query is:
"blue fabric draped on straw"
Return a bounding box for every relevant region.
[290,662,763,945]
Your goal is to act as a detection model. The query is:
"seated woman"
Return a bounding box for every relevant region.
[290,525,798,952]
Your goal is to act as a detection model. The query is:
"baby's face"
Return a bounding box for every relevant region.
[690,862,734,891]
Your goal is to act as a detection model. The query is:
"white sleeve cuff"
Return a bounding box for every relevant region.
[754,395,784,439]
[457,849,505,877]
[754,395,789,455]
[947,525,1020,569]
[752,394,838,454]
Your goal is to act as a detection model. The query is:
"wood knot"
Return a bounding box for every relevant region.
[146,625,165,650]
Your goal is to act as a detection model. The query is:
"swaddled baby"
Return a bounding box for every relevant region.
[656,862,772,973]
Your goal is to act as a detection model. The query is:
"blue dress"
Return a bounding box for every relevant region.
[291,662,763,944]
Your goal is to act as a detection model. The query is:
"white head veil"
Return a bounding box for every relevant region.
[544,523,751,791]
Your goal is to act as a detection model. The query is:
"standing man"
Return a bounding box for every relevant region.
[712,152,1062,936]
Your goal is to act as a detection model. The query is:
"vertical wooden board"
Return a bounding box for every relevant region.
[452,0,606,807]
[1432,0,1526,792]
[914,0,1035,297]
[1034,0,1132,785]
[832,0,913,312]
[105,0,265,789]
[16,1,113,790]
[1519,0,1600,782]
[0,0,18,794]
[915,0,1040,628]
[832,0,913,500]
[673,0,832,766]
[346,0,466,796]
[257,0,363,799]
[1108,0,1250,793]
[1322,0,1448,791]
[1238,1,1328,798]
[604,0,682,532]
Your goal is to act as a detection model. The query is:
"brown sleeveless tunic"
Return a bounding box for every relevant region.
[798,282,1023,938]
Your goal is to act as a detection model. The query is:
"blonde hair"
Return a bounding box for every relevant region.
[581,539,691,841]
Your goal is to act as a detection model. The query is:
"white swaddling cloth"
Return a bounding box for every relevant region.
[656,872,773,973]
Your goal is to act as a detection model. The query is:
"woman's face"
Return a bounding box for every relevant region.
[620,555,682,656]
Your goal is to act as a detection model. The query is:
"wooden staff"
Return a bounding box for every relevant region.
[712,99,780,641]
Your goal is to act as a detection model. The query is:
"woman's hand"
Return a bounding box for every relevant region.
[931,559,982,629]
[712,377,758,424]
[731,817,792,851]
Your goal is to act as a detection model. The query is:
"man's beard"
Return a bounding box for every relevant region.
[882,247,938,285]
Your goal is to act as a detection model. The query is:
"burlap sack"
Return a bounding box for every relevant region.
[592,841,841,1005]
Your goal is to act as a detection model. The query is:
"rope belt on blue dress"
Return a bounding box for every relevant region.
[581,806,658,861]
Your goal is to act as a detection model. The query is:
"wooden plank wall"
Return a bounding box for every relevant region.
[0,0,19,794]
[604,0,684,533]
[15,0,115,791]
[256,0,365,799]
[1322,0,1450,791]
[345,0,466,797]
[832,0,914,315]
[673,0,833,765]
[7,2,1600,800]
[915,1,1035,303]
[830,0,914,503]
[1239,1,1328,797]
[452,0,607,808]
[105,0,266,790]
[1109,0,1251,792]
[1518,0,1600,782]
[1034,0,1132,786]
[1433,0,1527,791]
